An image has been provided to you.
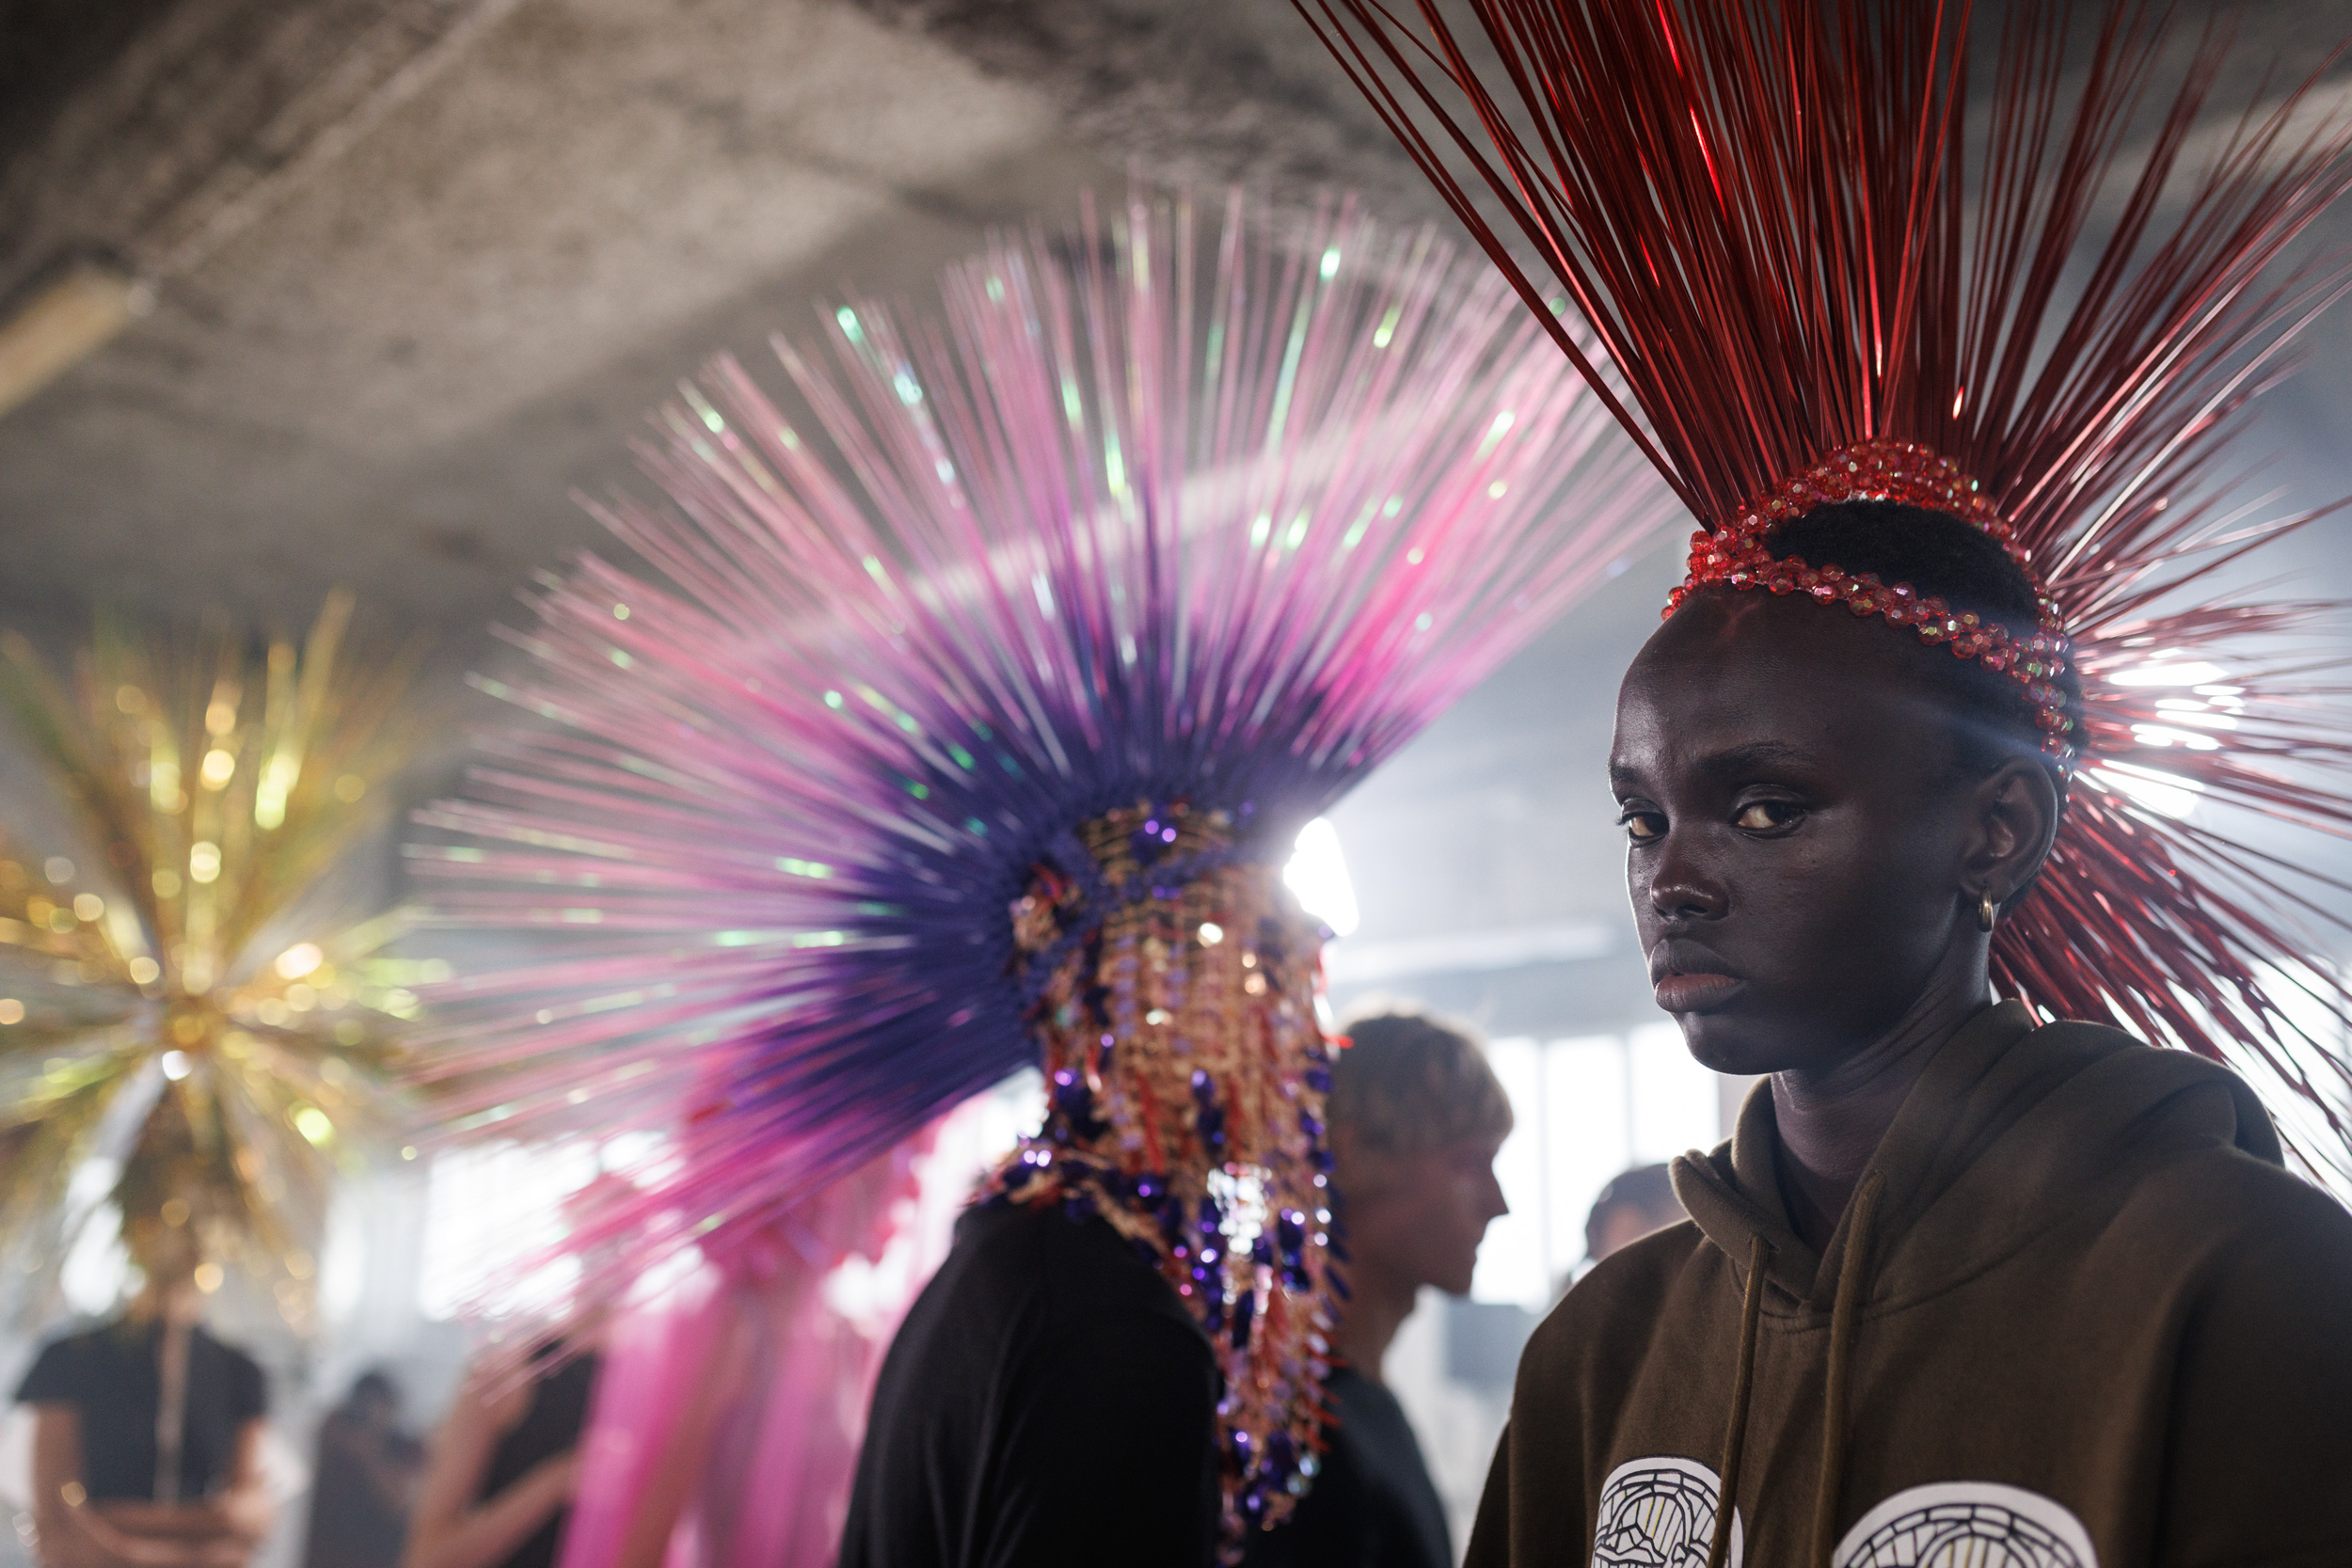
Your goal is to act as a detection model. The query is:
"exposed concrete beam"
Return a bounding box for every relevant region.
[0,0,528,309]
[845,0,1445,216]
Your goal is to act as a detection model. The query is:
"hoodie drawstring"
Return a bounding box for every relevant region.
[1705,1232,1771,1568]
[1810,1171,1884,1568]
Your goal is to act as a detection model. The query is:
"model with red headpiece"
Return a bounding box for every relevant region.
[1297,0,2352,1563]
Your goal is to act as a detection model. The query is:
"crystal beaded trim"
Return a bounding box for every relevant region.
[1664,439,2077,763]
[982,801,1337,1556]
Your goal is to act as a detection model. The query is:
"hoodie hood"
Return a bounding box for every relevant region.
[1469,1001,2352,1568]
[1671,999,2283,1314]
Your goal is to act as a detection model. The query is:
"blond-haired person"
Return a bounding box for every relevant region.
[1243,1012,1514,1568]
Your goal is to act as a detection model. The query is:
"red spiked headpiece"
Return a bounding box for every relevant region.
[1295,0,2352,1180]
[1669,438,2075,762]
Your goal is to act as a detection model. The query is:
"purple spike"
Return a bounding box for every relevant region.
[406,186,1675,1305]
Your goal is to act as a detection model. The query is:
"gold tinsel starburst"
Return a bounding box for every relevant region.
[0,591,428,1331]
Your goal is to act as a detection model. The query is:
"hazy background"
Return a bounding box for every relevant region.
[6,0,2352,1559]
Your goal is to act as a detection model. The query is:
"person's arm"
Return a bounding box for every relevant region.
[29,1404,86,1566]
[398,1367,579,1568]
[90,1418,273,1559]
[347,1423,429,1514]
[2153,1184,2352,1568]
[27,1407,229,1568]
[212,1418,275,1545]
[609,1300,757,1568]
[982,1311,1221,1568]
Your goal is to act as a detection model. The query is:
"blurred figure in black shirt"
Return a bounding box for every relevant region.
[302,1370,422,1568]
[841,1196,1222,1568]
[15,1220,276,1568]
[1243,1011,1514,1568]
[400,1341,595,1568]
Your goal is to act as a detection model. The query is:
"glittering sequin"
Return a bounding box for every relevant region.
[977,802,1337,1556]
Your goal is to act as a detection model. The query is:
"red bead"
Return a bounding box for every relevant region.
[1660,439,2070,765]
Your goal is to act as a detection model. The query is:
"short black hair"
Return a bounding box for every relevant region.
[1584,1163,1682,1259]
[1757,499,2077,781]
[347,1369,400,1408]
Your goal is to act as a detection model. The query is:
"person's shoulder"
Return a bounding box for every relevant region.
[192,1327,269,1414]
[13,1319,115,1402]
[967,1198,1202,1329]
[2117,1130,2352,1253]
[2050,1043,2352,1289]
[913,1200,1208,1369]
[1565,1218,1708,1303]
[1523,1220,1708,1378]
[1322,1364,1411,1444]
[191,1323,263,1367]
[25,1321,106,1356]
[2029,1018,2280,1151]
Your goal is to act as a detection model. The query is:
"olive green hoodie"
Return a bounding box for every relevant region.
[1468,1000,2352,1568]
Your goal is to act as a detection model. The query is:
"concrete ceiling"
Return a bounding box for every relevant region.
[7,0,2352,1033]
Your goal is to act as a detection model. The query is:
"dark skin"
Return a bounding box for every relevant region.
[1609,588,2060,1251]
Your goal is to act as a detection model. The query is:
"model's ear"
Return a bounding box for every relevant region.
[1964,754,2062,919]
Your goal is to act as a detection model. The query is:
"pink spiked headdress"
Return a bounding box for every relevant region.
[408,187,1674,1546]
[1296,0,2352,1180]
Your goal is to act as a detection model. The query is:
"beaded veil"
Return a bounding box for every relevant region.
[409,189,1672,1548]
[1296,0,2352,1179]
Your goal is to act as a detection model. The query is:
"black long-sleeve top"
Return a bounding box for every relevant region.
[839,1199,1221,1568]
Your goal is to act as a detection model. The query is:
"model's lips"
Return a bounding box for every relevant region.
[1653,972,1744,1013]
[1649,939,1742,1013]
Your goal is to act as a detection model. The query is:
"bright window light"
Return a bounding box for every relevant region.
[1470,1026,1725,1308]
[2130,723,2221,752]
[418,1142,600,1320]
[2094,761,2207,821]
[1283,817,1360,938]
[318,1193,368,1324]
[61,1201,131,1316]
[2111,659,2229,687]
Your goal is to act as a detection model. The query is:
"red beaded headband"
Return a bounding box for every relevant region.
[1663,438,2078,765]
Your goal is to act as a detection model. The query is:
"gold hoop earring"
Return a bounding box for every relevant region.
[1978,890,1999,932]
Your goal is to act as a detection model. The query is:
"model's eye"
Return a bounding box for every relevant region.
[1734,800,1801,832]
[1619,810,1665,844]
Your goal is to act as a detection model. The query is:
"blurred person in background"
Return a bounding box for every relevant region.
[15,1217,275,1568]
[399,1342,593,1568]
[1242,1011,1513,1568]
[402,1176,627,1568]
[1583,1164,1687,1266]
[302,1370,422,1568]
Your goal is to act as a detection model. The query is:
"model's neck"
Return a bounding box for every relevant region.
[1770,962,1991,1251]
[1330,1258,1418,1385]
[129,1284,201,1326]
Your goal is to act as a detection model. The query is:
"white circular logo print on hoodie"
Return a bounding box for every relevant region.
[1832,1482,2097,1568]
[1590,1455,1743,1568]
